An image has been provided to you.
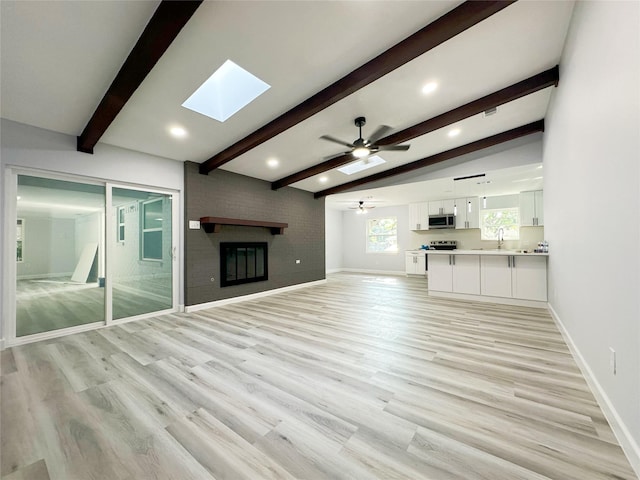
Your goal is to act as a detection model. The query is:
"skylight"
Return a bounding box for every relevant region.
[182,60,270,122]
[338,155,386,175]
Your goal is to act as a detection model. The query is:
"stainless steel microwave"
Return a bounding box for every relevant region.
[428,214,455,229]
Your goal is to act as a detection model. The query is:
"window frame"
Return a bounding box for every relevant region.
[117,206,125,243]
[140,198,164,262]
[366,216,398,254]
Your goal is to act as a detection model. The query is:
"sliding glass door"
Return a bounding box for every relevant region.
[110,187,173,320]
[9,172,177,342]
[15,175,106,337]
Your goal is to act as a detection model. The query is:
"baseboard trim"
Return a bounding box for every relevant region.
[548,303,640,477]
[428,290,547,309]
[339,268,406,276]
[185,279,327,313]
[326,268,342,274]
[16,272,74,280]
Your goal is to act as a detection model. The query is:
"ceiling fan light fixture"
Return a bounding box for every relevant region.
[353,146,370,158]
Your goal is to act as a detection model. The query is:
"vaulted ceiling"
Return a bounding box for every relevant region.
[1,0,575,207]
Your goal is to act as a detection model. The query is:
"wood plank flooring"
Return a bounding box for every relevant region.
[15,277,171,337]
[1,273,637,479]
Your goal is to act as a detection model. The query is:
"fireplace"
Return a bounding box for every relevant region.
[220,242,268,287]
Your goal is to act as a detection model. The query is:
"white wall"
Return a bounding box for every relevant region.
[341,205,409,275]
[544,1,640,472]
[1,119,185,343]
[16,215,76,278]
[325,208,343,272]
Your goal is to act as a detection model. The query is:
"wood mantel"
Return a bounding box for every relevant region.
[199,217,288,235]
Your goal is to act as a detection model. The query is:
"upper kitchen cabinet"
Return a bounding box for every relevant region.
[428,199,455,216]
[408,202,429,230]
[520,190,544,226]
[454,197,480,229]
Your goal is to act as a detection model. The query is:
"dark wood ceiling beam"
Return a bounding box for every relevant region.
[77,1,203,154]
[199,0,515,175]
[313,120,544,198]
[272,66,558,190]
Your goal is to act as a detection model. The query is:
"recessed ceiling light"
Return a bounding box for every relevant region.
[169,126,187,138]
[182,59,270,122]
[421,81,438,95]
[319,176,329,183]
[537,165,543,169]
[448,128,461,138]
[267,158,279,168]
[338,155,386,175]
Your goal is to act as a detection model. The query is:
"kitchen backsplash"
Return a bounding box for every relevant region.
[409,226,544,251]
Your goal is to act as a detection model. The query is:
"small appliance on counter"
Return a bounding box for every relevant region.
[535,240,549,253]
[429,240,457,250]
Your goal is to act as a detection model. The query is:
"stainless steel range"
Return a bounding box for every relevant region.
[429,240,457,250]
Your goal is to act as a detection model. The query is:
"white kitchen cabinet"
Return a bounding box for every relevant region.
[428,199,455,216]
[405,251,426,276]
[511,255,547,301]
[427,255,453,292]
[480,255,513,298]
[481,254,547,301]
[451,254,480,294]
[454,197,480,229]
[520,190,544,226]
[428,254,480,294]
[408,203,429,230]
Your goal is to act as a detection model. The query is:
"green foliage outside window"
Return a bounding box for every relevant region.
[367,217,398,253]
[481,208,520,240]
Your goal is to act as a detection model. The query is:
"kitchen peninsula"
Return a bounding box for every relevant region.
[426,249,549,308]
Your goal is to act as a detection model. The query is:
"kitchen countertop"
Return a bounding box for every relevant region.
[424,249,548,256]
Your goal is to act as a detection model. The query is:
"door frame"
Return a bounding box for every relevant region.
[2,167,180,347]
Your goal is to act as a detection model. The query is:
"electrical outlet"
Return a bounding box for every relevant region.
[609,347,616,375]
[295,259,301,264]
[210,277,215,282]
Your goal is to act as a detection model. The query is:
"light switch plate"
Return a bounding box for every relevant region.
[189,220,201,230]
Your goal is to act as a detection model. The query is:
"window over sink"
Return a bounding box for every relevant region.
[480,207,520,241]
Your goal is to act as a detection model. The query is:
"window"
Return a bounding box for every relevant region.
[17,219,24,262]
[141,199,163,260]
[367,217,398,253]
[117,206,125,243]
[481,207,520,240]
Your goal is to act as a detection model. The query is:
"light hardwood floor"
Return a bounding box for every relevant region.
[1,273,637,479]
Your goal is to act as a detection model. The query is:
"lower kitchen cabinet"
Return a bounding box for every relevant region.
[405,251,426,276]
[481,255,547,301]
[428,254,480,294]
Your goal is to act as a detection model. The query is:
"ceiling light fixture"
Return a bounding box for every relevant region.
[352,146,370,158]
[267,158,279,168]
[318,176,328,184]
[169,126,187,138]
[421,81,438,95]
[448,128,461,138]
[483,196,487,208]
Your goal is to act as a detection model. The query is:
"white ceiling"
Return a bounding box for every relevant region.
[1,1,576,207]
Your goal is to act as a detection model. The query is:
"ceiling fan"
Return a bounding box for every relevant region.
[349,200,375,214]
[320,116,410,160]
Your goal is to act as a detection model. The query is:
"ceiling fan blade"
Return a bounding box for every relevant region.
[377,144,410,151]
[320,135,355,148]
[367,125,392,144]
[322,152,350,161]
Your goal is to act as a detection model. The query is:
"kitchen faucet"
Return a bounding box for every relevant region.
[497,227,504,249]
